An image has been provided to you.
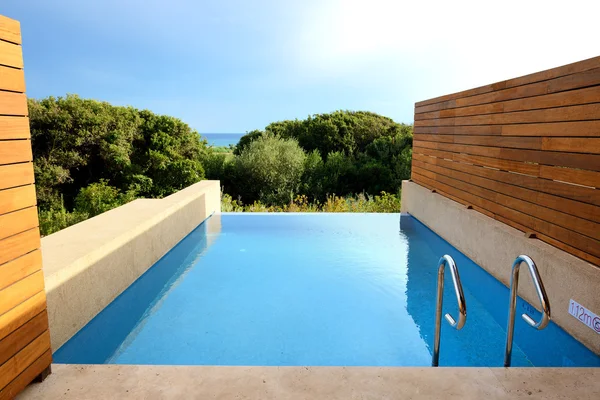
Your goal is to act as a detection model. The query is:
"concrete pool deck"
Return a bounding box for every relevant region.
[17,364,600,399]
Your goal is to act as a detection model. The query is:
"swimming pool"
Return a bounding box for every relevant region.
[54,213,600,367]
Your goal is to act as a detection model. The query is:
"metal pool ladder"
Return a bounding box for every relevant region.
[432,255,467,367]
[504,255,551,367]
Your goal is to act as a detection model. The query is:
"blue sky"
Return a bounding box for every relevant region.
[4,0,599,133]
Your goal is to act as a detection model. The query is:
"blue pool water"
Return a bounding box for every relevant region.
[201,133,244,147]
[55,213,600,367]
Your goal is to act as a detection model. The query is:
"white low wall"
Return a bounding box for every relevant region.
[401,180,600,355]
[42,180,221,351]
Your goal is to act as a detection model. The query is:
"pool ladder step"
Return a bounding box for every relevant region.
[503,255,551,367]
[432,255,467,367]
[431,254,551,367]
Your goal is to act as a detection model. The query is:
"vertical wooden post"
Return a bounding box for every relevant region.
[0,14,53,400]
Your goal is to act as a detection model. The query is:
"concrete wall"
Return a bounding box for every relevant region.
[401,180,600,355]
[41,180,221,351]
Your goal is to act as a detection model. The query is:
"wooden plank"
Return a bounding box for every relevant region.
[0,349,51,400]
[0,16,21,44]
[412,159,600,240]
[415,85,600,120]
[542,138,600,154]
[0,330,50,390]
[412,146,599,207]
[414,104,600,127]
[532,232,600,266]
[0,139,32,164]
[539,165,600,188]
[414,121,600,137]
[415,56,600,107]
[0,291,46,341]
[411,172,510,221]
[0,40,23,69]
[0,250,41,291]
[0,228,40,266]
[0,116,29,140]
[416,67,600,114]
[0,270,44,316]
[412,166,600,259]
[0,91,27,116]
[0,310,47,365]
[413,140,600,172]
[0,207,39,241]
[0,184,37,214]
[415,134,542,150]
[0,162,34,190]
[412,153,600,223]
[0,65,25,92]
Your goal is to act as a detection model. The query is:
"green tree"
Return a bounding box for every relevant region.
[29,95,210,234]
[229,134,306,205]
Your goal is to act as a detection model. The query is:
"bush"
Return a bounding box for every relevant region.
[74,180,136,217]
[230,134,306,205]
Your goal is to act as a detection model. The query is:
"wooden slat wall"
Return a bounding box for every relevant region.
[0,15,52,400]
[412,56,600,266]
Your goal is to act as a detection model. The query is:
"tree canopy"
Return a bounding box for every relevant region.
[30,98,412,234]
[29,95,209,234]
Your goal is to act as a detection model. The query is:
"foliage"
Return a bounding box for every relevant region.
[220,191,401,213]
[29,95,209,235]
[74,180,136,217]
[31,97,411,235]
[231,110,413,202]
[225,134,306,205]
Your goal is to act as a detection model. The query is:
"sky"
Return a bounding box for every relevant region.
[3,0,599,133]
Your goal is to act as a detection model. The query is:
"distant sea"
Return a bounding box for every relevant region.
[201,133,245,147]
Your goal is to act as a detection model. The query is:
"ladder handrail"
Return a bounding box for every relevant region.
[432,255,467,367]
[504,255,551,367]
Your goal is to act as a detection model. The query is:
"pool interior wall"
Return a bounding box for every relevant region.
[54,213,600,367]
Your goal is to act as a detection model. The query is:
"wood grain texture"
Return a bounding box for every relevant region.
[0,184,37,215]
[414,120,600,137]
[539,165,599,188]
[413,140,600,172]
[414,104,600,127]
[412,170,600,264]
[0,65,25,92]
[413,56,600,266]
[0,270,44,317]
[0,139,32,164]
[0,206,39,241]
[0,330,50,390]
[0,291,46,342]
[0,250,41,291]
[412,153,600,223]
[415,67,600,114]
[415,85,600,120]
[412,159,600,240]
[0,14,51,395]
[0,228,40,266]
[0,116,30,139]
[0,310,47,365]
[415,55,600,107]
[0,91,27,115]
[0,40,23,69]
[0,16,21,44]
[0,350,51,400]
[0,162,34,190]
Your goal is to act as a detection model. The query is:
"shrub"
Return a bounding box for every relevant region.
[231,134,306,205]
[74,180,136,217]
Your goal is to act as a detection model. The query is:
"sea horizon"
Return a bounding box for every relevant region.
[201,132,244,147]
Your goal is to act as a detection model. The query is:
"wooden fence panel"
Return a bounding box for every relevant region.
[0,14,52,397]
[412,55,600,266]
